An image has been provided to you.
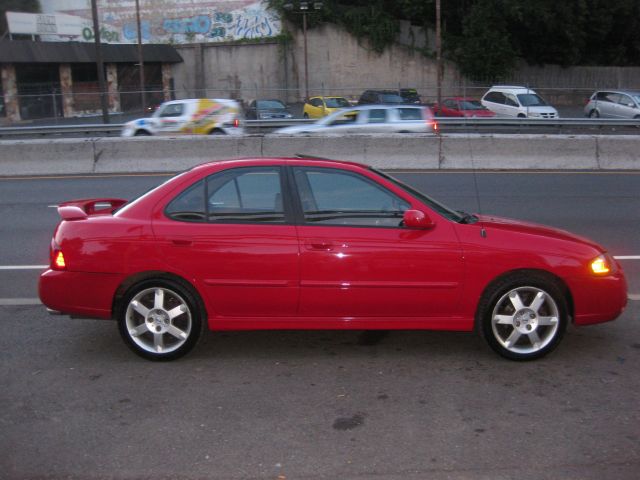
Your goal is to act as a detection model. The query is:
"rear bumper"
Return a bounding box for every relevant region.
[38,269,124,320]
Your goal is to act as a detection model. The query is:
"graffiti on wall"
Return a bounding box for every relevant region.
[38,0,282,44]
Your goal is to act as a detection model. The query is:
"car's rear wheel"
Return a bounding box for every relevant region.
[478,273,568,360]
[117,279,204,361]
[134,130,151,136]
[303,113,309,119]
[209,128,225,135]
[589,109,600,118]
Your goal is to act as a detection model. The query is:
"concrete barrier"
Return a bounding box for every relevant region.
[0,134,638,176]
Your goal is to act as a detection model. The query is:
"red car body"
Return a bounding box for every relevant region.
[39,158,627,360]
[434,97,496,117]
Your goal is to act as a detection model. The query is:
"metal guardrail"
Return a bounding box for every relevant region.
[0,117,638,138]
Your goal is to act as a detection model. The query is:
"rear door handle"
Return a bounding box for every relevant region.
[171,238,193,246]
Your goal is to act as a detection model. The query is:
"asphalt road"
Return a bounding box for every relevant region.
[1,171,639,479]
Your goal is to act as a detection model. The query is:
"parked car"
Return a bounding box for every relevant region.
[399,88,422,104]
[276,105,437,134]
[357,90,406,105]
[481,86,559,118]
[39,158,627,361]
[433,97,496,117]
[245,99,293,120]
[121,99,243,136]
[303,96,351,119]
[584,90,640,119]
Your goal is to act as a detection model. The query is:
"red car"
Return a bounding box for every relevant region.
[39,158,627,361]
[434,97,496,117]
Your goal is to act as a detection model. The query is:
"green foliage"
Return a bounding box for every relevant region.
[450,0,518,81]
[1,0,40,36]
[268,0,640,77]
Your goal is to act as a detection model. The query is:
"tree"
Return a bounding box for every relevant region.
[450,0,518,81]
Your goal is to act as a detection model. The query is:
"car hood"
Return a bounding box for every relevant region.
[476,214,602,250]
[463,110,495,117]
[275,123,325,134]
[522,106,558,113]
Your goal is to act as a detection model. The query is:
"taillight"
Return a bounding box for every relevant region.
[51,241,66,270]
[432,121,440,134]
[233,118,240,128]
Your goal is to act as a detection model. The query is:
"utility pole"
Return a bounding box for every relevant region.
[91,0,109,123]
[436,0,442,109]
[135,0,146,112]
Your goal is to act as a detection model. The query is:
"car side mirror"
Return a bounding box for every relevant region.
[403,209,434,229]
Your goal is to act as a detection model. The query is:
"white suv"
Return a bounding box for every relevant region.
[481,86,559,119]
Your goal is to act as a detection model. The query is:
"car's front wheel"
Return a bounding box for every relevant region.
[478,273,568,360]
[589,109,600,118]
[117,279,204,361]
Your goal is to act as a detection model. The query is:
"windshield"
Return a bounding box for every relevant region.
[325,97,351,108]
[517,94,547,107]
[257,100,286,110]
[459,100,484,110]
[632,95,640,105]
[380,94,404,103]
[370,168,464,222]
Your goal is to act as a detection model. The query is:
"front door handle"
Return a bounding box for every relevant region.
[304,239,334,251]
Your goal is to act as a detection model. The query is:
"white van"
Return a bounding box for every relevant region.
[121,98,244,137]
[481,86,559,118]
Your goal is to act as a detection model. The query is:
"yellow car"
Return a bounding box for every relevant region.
[303,96,352,119]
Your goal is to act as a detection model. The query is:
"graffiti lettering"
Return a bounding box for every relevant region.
[209,27,226,38]
[82,26,120,43]
[215,12,233,24]
[123,20,151,41]
[162,15,211,35]
[234,13,279,39]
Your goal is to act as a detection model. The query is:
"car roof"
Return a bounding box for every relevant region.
[488,86,538,93]
[593,89,640,95]
[309,96,348,100]
[194,157,370,172]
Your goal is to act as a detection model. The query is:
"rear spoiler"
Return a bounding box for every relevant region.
[57,198,128,221]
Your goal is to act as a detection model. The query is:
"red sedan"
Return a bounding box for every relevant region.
[39,158,627,361]
[434,97,496,117]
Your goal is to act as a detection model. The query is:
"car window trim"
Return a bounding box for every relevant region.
[287,165,411,230]
[165,165,296,226]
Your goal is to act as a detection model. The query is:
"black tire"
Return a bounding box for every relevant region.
[134,130,151,136]
[117,278,204,361]
[477,272,568,361]
[589,109,600,118]
[209,129,225,135]
[517,113,527,118]
[303,113,309,119]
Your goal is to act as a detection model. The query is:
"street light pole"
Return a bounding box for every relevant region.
[91,0,109,124]
[135,0,146,112]
[436,0,442,109]
[302,11,308,99]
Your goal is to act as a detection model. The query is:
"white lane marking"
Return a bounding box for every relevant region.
[629,294,640,301]
[0,265,48,270]
[0,298,41,306]
[614,256,640,260]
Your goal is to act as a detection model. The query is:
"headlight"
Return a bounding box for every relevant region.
[529,112,541,118]
[590,253,616,275]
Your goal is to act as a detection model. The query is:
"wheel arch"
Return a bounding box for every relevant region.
[474,268,574,330]
[112,271,208,320]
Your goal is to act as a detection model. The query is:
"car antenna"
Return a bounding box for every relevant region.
[462,82,486,238]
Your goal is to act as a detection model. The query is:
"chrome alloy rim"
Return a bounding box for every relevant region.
[125,287,192,354]
[491,286,560,354]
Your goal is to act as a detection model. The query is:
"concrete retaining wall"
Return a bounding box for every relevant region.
[0,134,638,176]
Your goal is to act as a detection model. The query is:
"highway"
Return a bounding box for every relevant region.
[1,170,639,479]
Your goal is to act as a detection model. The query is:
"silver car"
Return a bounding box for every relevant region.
[275,105,438,134]
[584,90,640,119]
